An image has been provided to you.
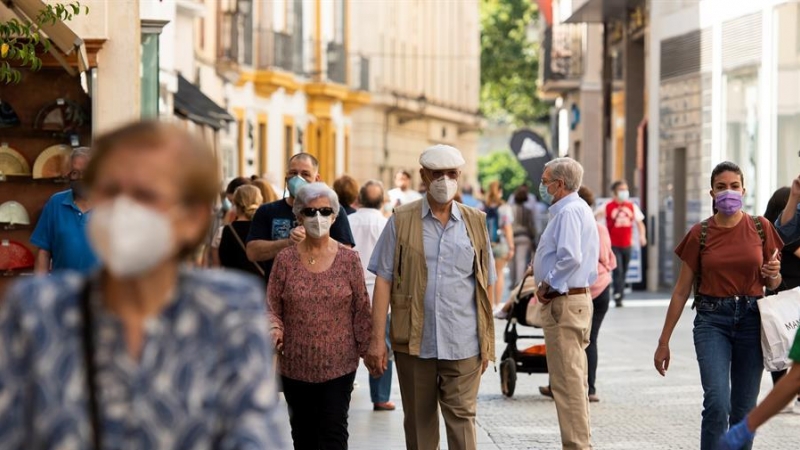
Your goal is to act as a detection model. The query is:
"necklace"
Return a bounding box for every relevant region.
[307,255,316,265]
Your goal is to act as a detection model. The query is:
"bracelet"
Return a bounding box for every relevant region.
[769,274,780,280]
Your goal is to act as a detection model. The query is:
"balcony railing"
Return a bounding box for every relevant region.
[540,23,584,91]
[327,41,347,84]
[256,29,301,73]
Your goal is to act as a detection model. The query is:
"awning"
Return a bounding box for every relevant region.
[2,0,88,74]
[564,0,629,24]
[174,74,235,130]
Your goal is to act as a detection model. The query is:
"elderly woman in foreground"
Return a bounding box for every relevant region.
[268,182,372,449]
[0,122,287,449]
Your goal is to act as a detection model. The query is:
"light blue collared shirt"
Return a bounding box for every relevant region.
[775,204,800,243]
[533,192,599,293]
[368,199,497,360]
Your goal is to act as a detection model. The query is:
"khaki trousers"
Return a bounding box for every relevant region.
[542,292,593,450]
[394,352,482,450]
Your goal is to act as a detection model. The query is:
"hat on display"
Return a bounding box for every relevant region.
[34,98,88,133]
[0,100,20,128]
[33,144,72,179]
[0,240,35,271]
[419,144,466,170]
[0,143,31,176]
[0,201,30,226]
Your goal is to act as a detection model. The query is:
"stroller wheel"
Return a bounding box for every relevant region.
[500,358,517,397]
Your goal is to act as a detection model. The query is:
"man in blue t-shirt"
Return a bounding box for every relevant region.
[30,147,98,273]
[246,153,355,283]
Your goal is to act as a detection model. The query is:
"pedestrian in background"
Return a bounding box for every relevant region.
[482,180,515,308]
[246,153,355,285]
[349,180,396,411]
[0,121,288,448]
[605,180,647,307]
[252,177,280,204]
[775,174,800,243]
[209,176,251,267]
[334,174,360,215]
[268,182,371,449]
[218,184,265,278]
[509,185,537,288]
[460,183,482,208]
[654,161,783,450]
[388,169,423,207]
[366,144,496,450]
[534,158,599,450]
[31,147,98,273]
[763,186,800,410]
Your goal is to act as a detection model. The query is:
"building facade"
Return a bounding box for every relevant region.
[347,0,483,189]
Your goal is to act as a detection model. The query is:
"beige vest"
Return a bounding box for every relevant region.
[389,200,495,361]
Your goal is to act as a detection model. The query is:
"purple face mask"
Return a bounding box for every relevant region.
[715,190,743,216]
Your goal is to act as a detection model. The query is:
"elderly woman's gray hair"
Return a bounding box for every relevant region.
[293,182,341,217]
[545,157,584,192]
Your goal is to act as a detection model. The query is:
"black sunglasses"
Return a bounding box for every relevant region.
[301,207,335,217]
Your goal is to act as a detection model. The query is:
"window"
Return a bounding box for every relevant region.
[140,20,166,119]
[722,70,759,212]
[284,124,294,165]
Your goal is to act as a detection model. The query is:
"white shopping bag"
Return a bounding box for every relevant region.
[758,287,800,372]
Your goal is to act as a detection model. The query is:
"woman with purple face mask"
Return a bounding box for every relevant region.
[654,161,784,450]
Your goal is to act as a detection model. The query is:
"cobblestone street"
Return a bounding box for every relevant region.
[345,297,800,449]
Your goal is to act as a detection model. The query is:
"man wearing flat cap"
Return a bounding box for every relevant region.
[366,144,496,450]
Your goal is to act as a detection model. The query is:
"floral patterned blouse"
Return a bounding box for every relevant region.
[268,245,372,383]
[0,269,289,450]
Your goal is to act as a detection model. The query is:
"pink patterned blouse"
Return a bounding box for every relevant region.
[268,245,372,383]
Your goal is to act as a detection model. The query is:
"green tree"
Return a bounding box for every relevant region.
[480,0,549,125]
[0,1,86,83]
[478,150,531,195]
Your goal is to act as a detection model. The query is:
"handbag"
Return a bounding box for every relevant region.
[758,287,800,371]
[226,224,266,277]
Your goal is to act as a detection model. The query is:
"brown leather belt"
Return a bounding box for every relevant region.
[542,287,590,300]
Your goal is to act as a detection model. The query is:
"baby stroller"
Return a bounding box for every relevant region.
[499,272,548,397]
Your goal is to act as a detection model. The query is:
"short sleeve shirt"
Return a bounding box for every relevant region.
[675,215,784,297]
[246,199,356,282]
[29,190,98,272]
[789,327,800,362]
[606,201,645,248]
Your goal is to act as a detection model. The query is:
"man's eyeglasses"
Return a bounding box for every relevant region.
[301,207,335,217]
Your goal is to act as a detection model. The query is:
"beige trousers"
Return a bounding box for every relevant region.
[394,352,482,450]
[542,292,593,450]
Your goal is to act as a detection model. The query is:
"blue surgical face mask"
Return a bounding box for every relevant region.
[287,176,308,198]
[539,182,554,206]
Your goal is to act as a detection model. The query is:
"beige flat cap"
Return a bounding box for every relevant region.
[419,144,466,170]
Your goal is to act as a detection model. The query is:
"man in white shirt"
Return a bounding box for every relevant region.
[388,170,422,208]
[349,180,395,411]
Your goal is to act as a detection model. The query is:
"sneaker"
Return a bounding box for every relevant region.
[493,306,508,320]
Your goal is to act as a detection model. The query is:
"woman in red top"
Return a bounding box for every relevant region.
[653,162,783,450]
[268,182,372,449]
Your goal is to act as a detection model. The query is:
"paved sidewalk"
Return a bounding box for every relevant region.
[345,299,800,449]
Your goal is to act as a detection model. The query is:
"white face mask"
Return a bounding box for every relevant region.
[428,177,458,204]
[304,212,332,238]
[89,196,175,278]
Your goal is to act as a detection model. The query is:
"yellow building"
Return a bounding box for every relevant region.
[217,0,369,186]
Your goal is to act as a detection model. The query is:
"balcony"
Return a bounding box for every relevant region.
[256,29,302,74]
[327,42,346,85]
[539,23,584,97]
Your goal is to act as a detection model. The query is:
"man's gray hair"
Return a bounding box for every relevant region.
[545,157,583,192]
[70,147,91,162]
[292,182,340,217]
[358,179,385,209]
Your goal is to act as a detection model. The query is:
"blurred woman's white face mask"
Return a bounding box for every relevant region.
[89,196,175,278]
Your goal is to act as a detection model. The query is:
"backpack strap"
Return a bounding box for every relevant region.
[750,215,766,244]
[692,219,709,308]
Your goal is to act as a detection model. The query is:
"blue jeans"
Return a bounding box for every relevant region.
[370,314,393,403]
[693,296,763,450]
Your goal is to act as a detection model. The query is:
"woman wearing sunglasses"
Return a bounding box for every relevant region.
[268,182,372,449]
